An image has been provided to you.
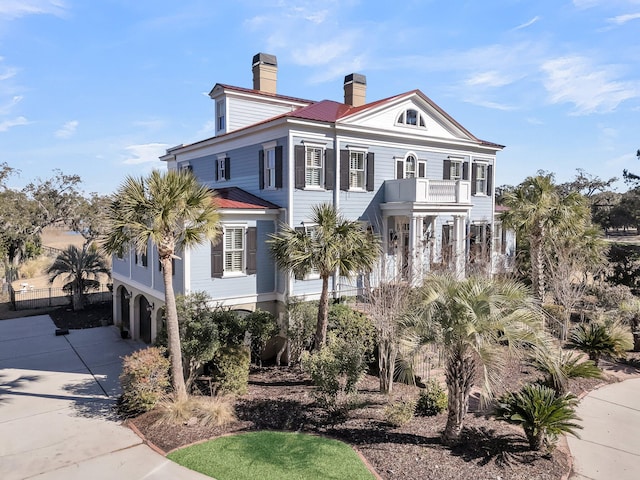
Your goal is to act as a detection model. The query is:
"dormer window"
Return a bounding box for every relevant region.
[397,108,426,128]
[216,99,226,133]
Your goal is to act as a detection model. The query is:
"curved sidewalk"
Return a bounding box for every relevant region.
[0,315,210,480]
[568,376,640,480]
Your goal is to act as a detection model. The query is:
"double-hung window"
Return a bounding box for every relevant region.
[475,164,487,195]
[450,161,462,180]
[349,150,366,190]
[211,226,257,278]
[216,99,225,132]
[305,146,324,188]
[264,147,276,189]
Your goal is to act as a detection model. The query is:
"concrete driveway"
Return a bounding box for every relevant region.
[0,315,210,480]
[568,377,640,480]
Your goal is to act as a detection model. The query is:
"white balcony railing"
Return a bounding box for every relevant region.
[384,178,471,204]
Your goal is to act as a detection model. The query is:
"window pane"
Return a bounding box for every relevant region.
[406,109,417,125]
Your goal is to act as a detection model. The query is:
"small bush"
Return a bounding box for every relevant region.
[568,319,632,366]
[286,301,318,364]
[245,309,279,365]
[119,346,170,416]
[494,383,581,451]
[384,399,416,427]
[301,348,342,407]
[415,380,448,416]
[155,395,236,427]
[211,346,250,395]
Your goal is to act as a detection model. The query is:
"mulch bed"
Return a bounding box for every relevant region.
[130,359,612,480]
[48,303,113,329]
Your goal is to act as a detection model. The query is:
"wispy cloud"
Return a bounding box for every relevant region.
[0,116,28,132]
[0,0,68,20]
[122,143,169,165]
[465,71,518,88]
[0,95,22,115]
[541,56,638,114]
[607,12,640,25]
[55,120,78,138]
[196,119,216,138]
[0,66,18,81]
[513,16,541,30]
[462,98,515,111]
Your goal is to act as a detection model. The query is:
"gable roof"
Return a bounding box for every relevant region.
[211,83,315,106]
[214,187,280,210]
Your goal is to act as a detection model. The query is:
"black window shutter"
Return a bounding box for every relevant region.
[294,145,305,189]
[225,157,231,180]
[366,152,375,191]
[258,150,265,190]
[396,160,404,180]
[275,145,283,188]
[215,161,219,181]
[462,161,469,180]
[418,161,425,179]
[211,239,223,278]
[487,165,493,195]
[246,227,257,275]
[325,149,335,190]
[340,150,349,190]
[443,159,451,180]
[471,164,477,195]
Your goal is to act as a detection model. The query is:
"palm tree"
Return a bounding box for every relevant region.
[46,244,110,311]
[494,383,581,451]
[268,203,380,349]
[529,348,602,396]
[568,320,632,366]
[410,274,546,444]
[501,174,588,303]
[103,170,220,401]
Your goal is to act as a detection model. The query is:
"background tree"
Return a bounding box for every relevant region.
[501,174,589,302]
[268,203,380,349]
[103,170,220,401]
[46,244,110,310]
[409,274,546,444]
[68,193,113,247]
[0,166,85,284]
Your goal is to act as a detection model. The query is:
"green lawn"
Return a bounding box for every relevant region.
[167,431,376,480]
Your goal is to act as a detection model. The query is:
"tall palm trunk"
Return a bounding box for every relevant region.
[443,349,476,444]
[314,274,330,349]
[530,225,546,303]
[161,255,187,401]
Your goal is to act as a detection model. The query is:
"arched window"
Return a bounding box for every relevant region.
[396,108,426,128]
[405,155,416,178]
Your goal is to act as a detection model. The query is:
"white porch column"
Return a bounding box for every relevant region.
[411,215,423,285]
[453,214,467,279]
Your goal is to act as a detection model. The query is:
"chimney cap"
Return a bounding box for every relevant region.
[252,53,277,67]
[344,73,366,85]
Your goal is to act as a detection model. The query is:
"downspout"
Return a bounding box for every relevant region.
[333,128,340,299]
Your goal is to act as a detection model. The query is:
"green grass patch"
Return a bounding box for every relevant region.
[168,431,376,480]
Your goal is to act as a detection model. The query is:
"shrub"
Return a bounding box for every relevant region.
[211,346,250,395]
[155,395,236,427]
[384,399,416,427]
[529,349,603,395]
[568,320,633,366]
[286,301,317,364]
[245,309,279,365]
[301,348,342,407]
[494,383,582,451]
[119,347,170,416]
[415,379,448,416]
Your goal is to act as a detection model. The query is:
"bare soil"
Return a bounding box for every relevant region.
[129,356,631,480]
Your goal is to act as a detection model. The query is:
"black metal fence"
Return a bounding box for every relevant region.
[8,284,112,311]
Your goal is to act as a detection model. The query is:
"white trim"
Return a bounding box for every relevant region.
[261,140,277,149]
[111,273,166,302]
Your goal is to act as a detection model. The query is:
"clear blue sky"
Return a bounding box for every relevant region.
[1,0,638,195]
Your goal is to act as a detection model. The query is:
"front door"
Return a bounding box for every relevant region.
[139,296,152,344]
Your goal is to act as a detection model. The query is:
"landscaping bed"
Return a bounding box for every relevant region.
[130,360,611,480]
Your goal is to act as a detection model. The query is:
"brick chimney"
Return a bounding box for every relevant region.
[252,53,277,94]
[344,73,366,107]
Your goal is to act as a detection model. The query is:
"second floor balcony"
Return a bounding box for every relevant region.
[384,178,471,205]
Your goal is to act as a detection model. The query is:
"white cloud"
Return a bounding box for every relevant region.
[0,66,18,81]
[0,95,22,115]
[0,116,28,131]
[55,120,78,138]
[462,98,515,111]
[122,143,169,165]
[607,12,640,25]
[513,16,541,30]
[465,71,517,88]
[541,56,638,114]
[0,0,67,19]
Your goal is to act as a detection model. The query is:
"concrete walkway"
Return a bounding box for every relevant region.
[568,377,640,480]
[0,315,210,480]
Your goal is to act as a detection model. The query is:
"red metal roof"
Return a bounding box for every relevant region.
[213,187,280,210]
